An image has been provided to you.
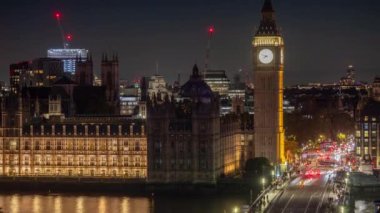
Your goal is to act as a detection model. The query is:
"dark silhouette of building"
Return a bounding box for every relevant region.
[101,54,120,114]
[75,54,93,86]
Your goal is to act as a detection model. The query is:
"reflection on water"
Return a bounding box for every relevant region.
[0,193,247,213]
[54,196,62,213]
[33,196,41,213]
[0,194,150,213]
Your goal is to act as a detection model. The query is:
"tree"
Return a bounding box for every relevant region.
[244,157,273,179]
[285,135,299,163]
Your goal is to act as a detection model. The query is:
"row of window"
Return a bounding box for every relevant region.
[3,140,144,151]
[356,146,377,155]
[363,116,378,122]
[356,130,378,138]
[2,168,145,177]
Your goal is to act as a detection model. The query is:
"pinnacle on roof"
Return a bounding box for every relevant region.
[255,0,279,36]
[261,0,274,13]
[192,64,199,77]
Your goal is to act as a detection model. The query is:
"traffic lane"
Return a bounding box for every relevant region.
[267,177,308,213]
[267,173,330,213]
[303,173,331,213]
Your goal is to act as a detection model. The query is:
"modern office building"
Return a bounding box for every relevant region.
[356,77,380,166]
[253,0,285,164]
[10,58,64,95]
[9,61,30,95]
[203,70,230,96]
[47,49,88,74]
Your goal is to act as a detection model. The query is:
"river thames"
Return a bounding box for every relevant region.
[0,193,248,213]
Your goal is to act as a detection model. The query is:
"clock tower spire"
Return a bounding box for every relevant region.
[256,0,279,36]
[252,0,285,164]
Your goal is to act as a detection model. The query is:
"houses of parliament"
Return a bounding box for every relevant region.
[0,0,283,183]
[1,63,252,184]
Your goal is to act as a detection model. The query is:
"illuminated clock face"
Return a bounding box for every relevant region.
[258,49,274,64]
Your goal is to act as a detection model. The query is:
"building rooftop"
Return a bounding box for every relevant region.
[179,64,213,101]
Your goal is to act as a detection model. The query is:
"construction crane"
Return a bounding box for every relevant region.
[54,11,72,49]
[203,26,214,78]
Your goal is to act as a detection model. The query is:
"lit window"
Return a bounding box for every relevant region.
[355,131,361,137]
[364,123,369,130]
[364,131,369,138]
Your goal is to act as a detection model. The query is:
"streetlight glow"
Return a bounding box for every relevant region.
[233,206,238,213]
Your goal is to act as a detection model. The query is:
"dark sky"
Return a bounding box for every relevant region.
[1,0,379,86]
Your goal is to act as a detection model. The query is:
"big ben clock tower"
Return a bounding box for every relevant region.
[253,0,285,164]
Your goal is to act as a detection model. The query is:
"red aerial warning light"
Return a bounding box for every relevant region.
[55,12,61,20]
[208,26,214,33]
[66,34,72,41]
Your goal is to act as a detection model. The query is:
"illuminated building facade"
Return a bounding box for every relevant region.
[120,81,141,116]
[47,49,88,74]
[203,70,230,96]
[10,58,64,95]
[0,98,147,178]
[9,61,29,95]
[340,65,356,87]
[142,75,171,99]
[253,0,285,164]
[356,77,380,166]
[147,65,245,184]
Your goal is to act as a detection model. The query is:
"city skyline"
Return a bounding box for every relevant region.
[1,0,380,85]
[1,1,380,212]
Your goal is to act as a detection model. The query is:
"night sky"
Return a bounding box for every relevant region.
[1,0,379,85]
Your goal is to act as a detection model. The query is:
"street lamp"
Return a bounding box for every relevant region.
[261,177,266,191]
[233,206,238,213]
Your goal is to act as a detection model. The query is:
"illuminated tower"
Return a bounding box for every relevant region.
[253,0,285,164]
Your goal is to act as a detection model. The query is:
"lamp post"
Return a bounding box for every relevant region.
[261,177,266,191]
[233,206,238,213]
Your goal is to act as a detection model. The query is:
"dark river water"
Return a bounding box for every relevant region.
[0,193,249,213]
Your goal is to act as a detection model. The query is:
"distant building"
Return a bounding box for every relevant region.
[203,70,230,96]
[47,49,88,74]
[10,58,64,95]
[30,58,64,87]
[119,81,141,116]
[340,65,356,87]
[145,75,171,99]
[9,61,29,95]
[356,77,380,166]
[93,75,102,86]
